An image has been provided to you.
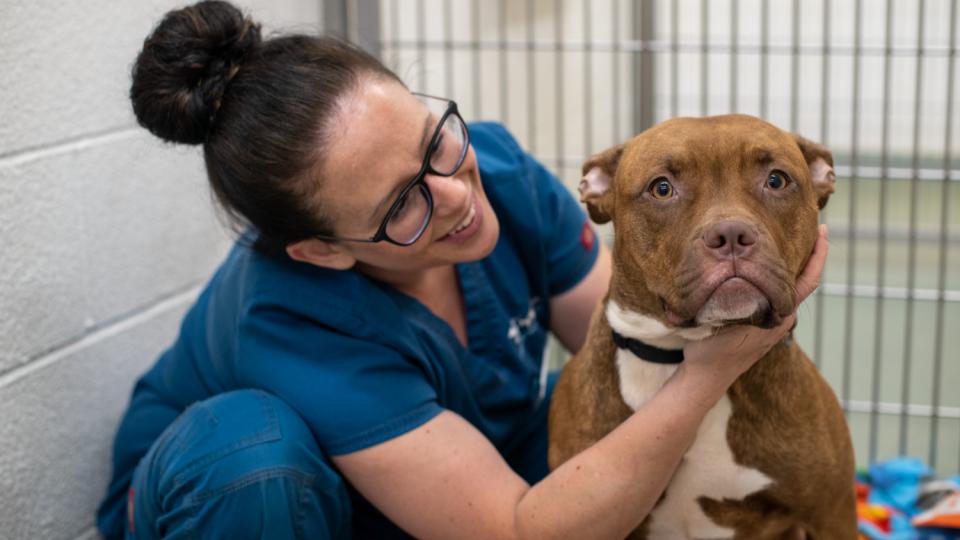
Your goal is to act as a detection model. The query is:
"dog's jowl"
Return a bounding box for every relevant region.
[548,115,855,540]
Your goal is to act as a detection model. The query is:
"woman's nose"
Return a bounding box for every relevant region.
[424,173,468,216]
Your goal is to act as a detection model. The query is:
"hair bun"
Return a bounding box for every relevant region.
[130,0,261,145]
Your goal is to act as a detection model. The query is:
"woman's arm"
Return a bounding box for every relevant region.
[334,362,737,540]
[333,314,800,540]
[334,225,828,540]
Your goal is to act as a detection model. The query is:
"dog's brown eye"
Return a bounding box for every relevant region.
[767,171,789,190]
[650,178,674,199]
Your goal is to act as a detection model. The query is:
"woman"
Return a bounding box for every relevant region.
[97,2,828,539]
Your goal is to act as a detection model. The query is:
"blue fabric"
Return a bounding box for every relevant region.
[126,389,353,540]
[123,375,561,540]
[97,122,599,539]
[868,457,934,518]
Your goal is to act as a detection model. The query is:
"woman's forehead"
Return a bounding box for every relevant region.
[324,80,427,182]
[316,79,429,222]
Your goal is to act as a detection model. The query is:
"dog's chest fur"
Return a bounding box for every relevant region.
[607,302,773,540]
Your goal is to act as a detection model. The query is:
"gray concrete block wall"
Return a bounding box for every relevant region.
[0,2,323,539]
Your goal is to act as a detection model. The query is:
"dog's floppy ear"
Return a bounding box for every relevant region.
[579,144,624,224]
[793,134,836,210]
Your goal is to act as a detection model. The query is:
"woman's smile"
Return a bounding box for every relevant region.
[438,190,481,243]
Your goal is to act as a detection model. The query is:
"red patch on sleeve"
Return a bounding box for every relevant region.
[127,486,136,533]
[580,221,595,252]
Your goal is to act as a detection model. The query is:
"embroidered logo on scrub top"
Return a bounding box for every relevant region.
[507,297,541,351]
[508,297,550,405]
[127,486,135,533]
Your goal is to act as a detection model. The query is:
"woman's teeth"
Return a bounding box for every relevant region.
[451,203,476,235]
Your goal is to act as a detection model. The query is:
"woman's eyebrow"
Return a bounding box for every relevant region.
[369,110,435,225]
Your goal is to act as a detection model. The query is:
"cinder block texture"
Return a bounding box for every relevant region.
[74,527,102,540]
[0,132,232,375]
[0,1,324,539]
[0,294,194,540]
[0,0,322,155]
[0,0,323,375]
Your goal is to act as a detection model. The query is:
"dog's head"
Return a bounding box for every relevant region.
[581,114,835,329]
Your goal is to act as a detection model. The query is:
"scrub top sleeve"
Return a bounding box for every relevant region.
[237,306,443,456]
[524,152,601,296]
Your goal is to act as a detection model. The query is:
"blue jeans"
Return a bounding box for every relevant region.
[125,389,355,539]
[123,381,555,539]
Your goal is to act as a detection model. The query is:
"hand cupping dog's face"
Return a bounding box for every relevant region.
[579,114,835,331]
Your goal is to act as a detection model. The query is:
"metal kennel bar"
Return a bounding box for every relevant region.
[932,0,958,472]
[843,0,861,460]
[337,0,960,475]
[869,0,893,466]
[900,0,922,461]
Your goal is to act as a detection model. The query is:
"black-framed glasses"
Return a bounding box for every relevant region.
[314,93,470,246]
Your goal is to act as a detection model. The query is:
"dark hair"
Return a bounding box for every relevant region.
[131,0,402,257]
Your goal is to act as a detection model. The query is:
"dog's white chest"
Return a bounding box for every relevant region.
[617,350,773,539]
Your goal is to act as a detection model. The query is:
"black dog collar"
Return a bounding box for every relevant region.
[611,330,685,364]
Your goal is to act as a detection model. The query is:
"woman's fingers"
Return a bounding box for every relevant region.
[770,312,797,343]
[795,224,829,304]
[682,310,799,381]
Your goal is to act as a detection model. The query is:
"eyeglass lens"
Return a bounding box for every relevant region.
[385,183,431,244]
[384,110,467,244]
[428,113,468,175]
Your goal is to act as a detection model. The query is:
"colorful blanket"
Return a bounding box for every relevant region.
[857,457,960,540]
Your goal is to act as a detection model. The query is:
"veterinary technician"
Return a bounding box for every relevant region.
[97,1,828,538]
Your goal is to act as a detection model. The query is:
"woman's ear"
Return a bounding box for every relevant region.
[285,238,357,270]
[793,134,837,210]
[579,144,624,224]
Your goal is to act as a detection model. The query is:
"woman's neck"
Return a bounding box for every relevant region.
[358,263,453,300]
[360,263,468,346]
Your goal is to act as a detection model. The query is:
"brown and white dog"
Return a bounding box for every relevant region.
[548,115,856,539]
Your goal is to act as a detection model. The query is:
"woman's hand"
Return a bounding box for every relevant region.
[681,224,830,386]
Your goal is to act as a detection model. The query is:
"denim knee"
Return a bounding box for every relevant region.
[127,389,352,540]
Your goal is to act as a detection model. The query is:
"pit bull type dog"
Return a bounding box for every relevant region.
[548,115,856,539]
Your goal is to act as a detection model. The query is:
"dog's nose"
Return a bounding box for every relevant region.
[703,220,758,259]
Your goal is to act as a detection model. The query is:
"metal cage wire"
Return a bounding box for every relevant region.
[326,0,960,475]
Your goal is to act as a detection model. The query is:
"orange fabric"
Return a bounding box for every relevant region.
[912,493,960,529]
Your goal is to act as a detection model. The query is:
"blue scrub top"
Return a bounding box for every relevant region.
[98,122,599,537]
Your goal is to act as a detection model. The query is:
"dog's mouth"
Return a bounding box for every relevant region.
[655,236,799,330]
[662,274,786,329]
[696,276,776,326]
